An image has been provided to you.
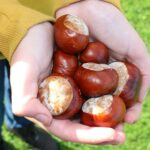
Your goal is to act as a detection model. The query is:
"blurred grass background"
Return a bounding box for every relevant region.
[2,0,150,149]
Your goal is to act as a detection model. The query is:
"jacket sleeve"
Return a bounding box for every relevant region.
[104,0,121,10]
[0,0,55,61]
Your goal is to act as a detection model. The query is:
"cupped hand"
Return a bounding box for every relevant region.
[79,1,150,124]
[10,22,54,126]
[55,0,150,140]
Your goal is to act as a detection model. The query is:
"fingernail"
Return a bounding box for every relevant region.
[116,132,126,144]
[36,114,52,126]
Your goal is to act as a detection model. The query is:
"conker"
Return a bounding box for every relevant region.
[109,61,141,108]
[81,95,126,127]
[38,74,83,119]
[54,14,89,54]
[74,63,118,97]
[79,42,109,63]
[52,50,78,77]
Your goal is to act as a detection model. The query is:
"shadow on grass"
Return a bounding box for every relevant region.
[3,140,17,150]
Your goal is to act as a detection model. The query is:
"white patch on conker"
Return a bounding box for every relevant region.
[82,95,113,114]
[109,62,129,95]
[82,63,110,71]
[64,14,89,35]
[39,76,73,116]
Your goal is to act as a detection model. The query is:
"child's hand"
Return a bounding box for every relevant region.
[10,22,54,126]
[56,0,150,123]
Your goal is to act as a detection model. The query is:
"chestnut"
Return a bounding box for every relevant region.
[52,50,78,77]
[38,74,83,119]
[81,95,126,128]
[74,63,118,97]
[109,62,141,108]
[54,14,89,54]
[79,42,109,63]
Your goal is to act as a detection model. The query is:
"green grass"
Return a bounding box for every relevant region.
[2,125,31,150]
[2,0,150,149]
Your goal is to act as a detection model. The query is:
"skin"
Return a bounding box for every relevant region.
[10,0,150,145]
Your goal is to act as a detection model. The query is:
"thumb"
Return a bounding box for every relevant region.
[12,97,52,126]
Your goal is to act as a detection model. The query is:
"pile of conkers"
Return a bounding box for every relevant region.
[38,14,141,128]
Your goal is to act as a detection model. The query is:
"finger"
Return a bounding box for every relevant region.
[115,123,124,132]
[124,102,142,124]
[10,61,52,126]
[47,119,125,144]
[97,123,125,145]
[138,75,150,102]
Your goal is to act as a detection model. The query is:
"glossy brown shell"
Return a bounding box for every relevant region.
[52,50,78,77]
[120,62,141,108]
[79,42,109,63]
[74,65,118,97]
[54,15,89,54]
